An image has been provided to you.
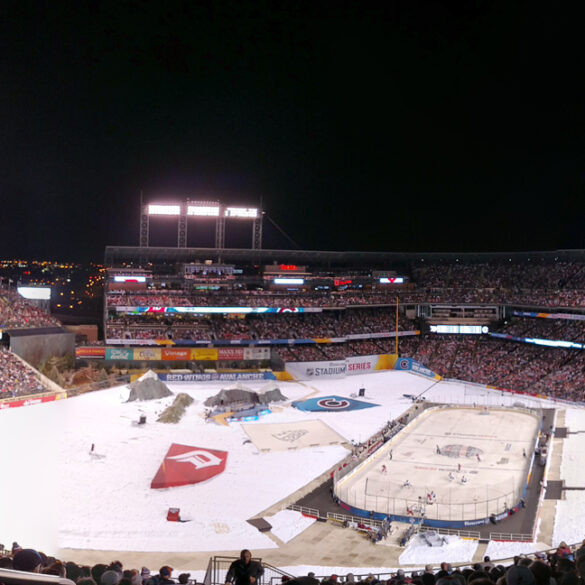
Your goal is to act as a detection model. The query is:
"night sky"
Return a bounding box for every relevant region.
[2,2,585,262]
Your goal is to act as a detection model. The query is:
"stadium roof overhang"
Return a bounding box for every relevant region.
[104,245,585,268]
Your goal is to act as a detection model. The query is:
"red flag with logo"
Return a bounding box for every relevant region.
[151,443,228,489]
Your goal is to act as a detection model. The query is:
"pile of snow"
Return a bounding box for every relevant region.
[398,534,478,564]
[268,509,316,543]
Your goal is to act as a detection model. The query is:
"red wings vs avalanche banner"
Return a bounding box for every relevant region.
[151,443,228,489]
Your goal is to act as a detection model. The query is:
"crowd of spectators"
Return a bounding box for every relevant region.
[0,290,61,329]
[105,310,415,343]
[3,539,585,585]
[0,547,193,585]
[0,348,46,398]
[404,319,585,402]
[105,258,585,309]
[267,313,585,403]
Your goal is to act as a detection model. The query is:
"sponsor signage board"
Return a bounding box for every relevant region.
[105,348,134,360]
[285,360,347,381]
[346,355,377,374]
[193,348,219,361]
[243,347,271,360]
[133,347,162,361]
[0,393,66,410]
[75,347,106,359]
[161,348,192,361]
[217,347,245,360]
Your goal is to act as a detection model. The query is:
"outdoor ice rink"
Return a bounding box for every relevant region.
[334,405,541,523]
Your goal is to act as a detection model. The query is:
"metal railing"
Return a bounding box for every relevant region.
[489,531,534,542]
[203,556,294,585]
[326,511,384,529]
[286,504,321,518]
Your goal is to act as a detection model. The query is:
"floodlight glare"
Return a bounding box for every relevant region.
[224,207,258,219]
[148,204,181,216]
[187,205,220,217]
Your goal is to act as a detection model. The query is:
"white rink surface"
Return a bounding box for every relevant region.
[337,406,539,520]
[1,370,585,571]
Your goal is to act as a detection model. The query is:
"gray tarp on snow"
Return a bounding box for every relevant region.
[127,377,174,402]
[204,384,287,407]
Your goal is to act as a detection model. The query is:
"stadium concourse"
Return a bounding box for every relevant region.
[1,369,584,576]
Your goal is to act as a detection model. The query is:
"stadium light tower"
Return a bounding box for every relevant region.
[139,198,263,249]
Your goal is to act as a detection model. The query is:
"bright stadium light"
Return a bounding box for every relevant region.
[224,207,258,219]
[113,276,147,283]
[274,278,304,285]
[148,204,181,216]
[379,277,405,284]
[187,205,220,217]
[17,286,51,300]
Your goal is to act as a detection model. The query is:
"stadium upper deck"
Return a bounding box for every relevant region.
[104,245,585,313]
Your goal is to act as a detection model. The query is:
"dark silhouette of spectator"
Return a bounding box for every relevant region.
[12,548,43,573]
[225,550,263,585]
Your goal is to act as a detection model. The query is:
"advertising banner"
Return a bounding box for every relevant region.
[108,334,417,346]
[217,347,245,360]
[161,347,192,361]
[346,354,398,375]
[285,360,347,381]
[394,357,441,380]
[0,393,67,410]
[75,347,106,359]
[107,338,171,346]
[512,311,585,321]
[193,348,219,361]
[105,347,134,360]
[158,371,276,382]
[347,330,419,340]
[118,306,323,314]
[133,347,162,361]
[243,347,271,360]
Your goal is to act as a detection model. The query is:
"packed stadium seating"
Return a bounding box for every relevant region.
[0,290,61,329]
[5,257,585,579]
[6,255,585,403]
[0,348,46,398]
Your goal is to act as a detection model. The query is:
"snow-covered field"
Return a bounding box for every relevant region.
[1,370,584,572]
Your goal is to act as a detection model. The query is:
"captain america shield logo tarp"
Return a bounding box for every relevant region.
[291,395,379,412]
[150,443,228,489]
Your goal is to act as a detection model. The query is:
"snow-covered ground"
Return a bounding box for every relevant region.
[1,370,584,573]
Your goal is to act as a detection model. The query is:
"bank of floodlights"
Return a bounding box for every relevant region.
[140,199,262,249]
